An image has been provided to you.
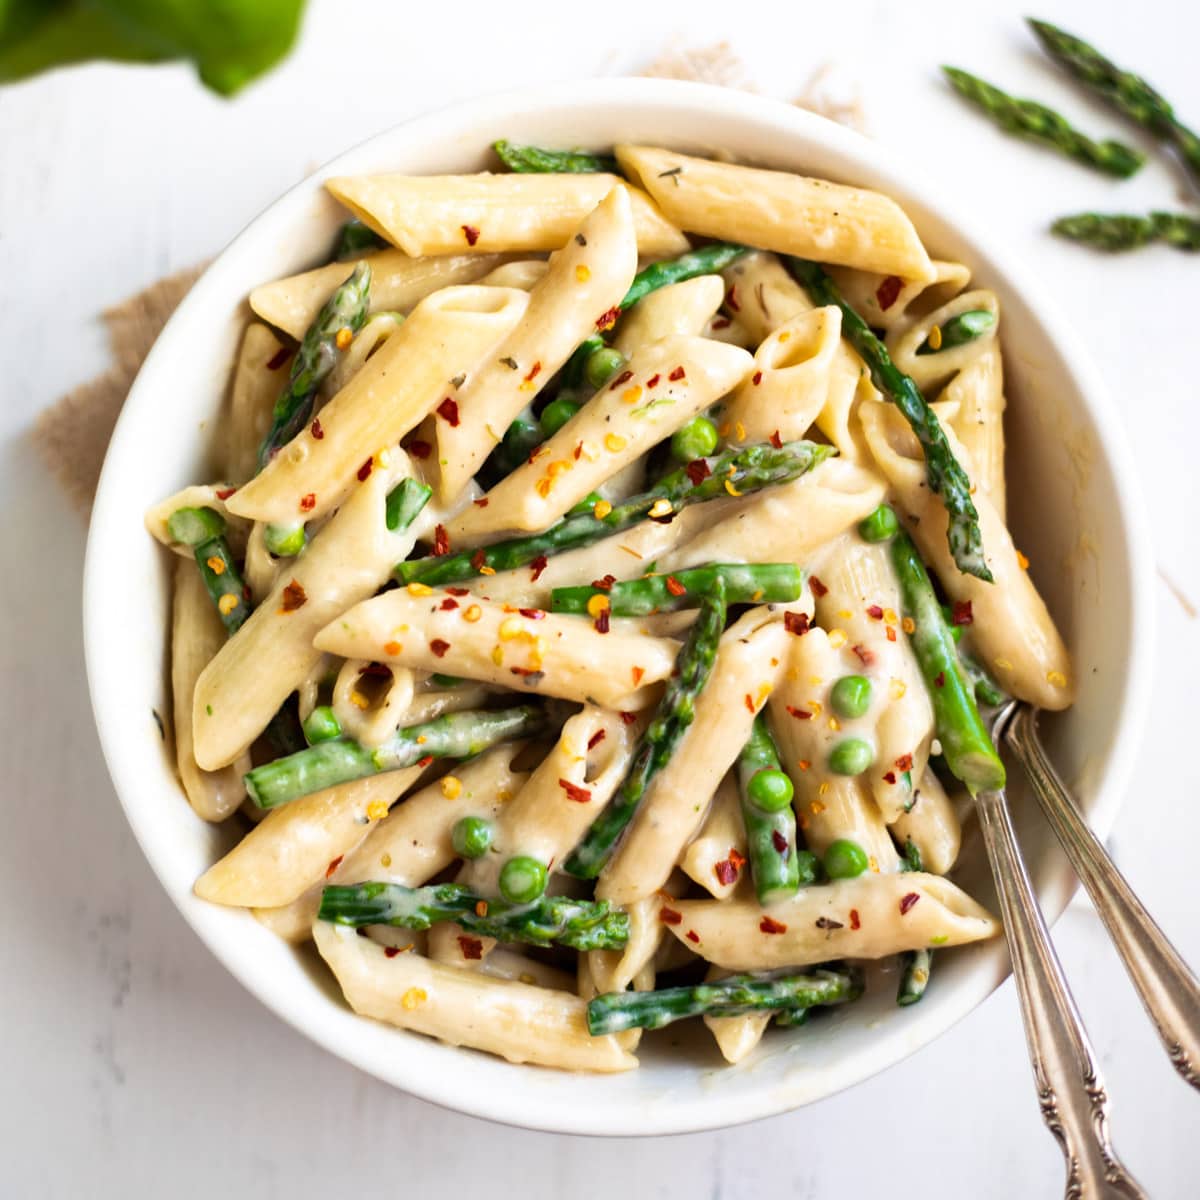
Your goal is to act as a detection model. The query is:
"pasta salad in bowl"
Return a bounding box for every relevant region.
[84,79,1151,1134]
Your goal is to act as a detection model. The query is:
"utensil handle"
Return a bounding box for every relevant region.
[976,788,1145,1199]
[1007,705,1200,1090]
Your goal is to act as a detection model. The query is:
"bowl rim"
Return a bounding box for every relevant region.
[83,76,1155,1136]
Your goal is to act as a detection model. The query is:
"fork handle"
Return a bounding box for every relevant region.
[976,789,1145,1198]
[1006,706,1200,1089]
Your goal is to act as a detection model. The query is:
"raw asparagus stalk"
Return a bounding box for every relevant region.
[898,949,933,1006]
[736,715,808,904]
[564,578,728,878]
[551,563,803,616]
[941,66,1144,178]
[244,704,548,809]
[586,968,862,1035]
[319,881,628,951]
[332,218,387,261]
[492,140,618,174]
[1051,211,1200,252]
[166,507,251,635]
[891,531,1005,794]
[787,259,990,582]
[397,441,832,587]
[916,310,996,355]
[1028,18,1200,189]
[256,261,371,470]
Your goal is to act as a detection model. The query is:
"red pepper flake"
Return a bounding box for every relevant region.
[895,753,914,772]
[815,916,844,930]
[934,671,946,689]
[809,575,828,598]
[685,458,711,486]
[711,316,732,330]
[426,525,448,557]
[659,906,683,926]
[280,579,307,612]
[852,643,876,666]
[462,224,480,246]
[951,600,974,626]
[759,915,788,935]
[646,373,661,389]
[215,486,237,500]
[608,368,634,391]
[769,429,783,449]
[730,848,747,870]
[725,285,741,312]
[596,306,621,332]
[408,439,432,460]
[668,365,686,382]
[446,586,469,596]
[300,492,316,513]
[619,711,637,725]
[417,755,434,768]
[439,597,459,611]
[523,361,542,383]
[384,945,402,958]
[743,693,756,714]
[786,705,813,721]
[471,548,488,573]
[559,778,593,804]
[772,829,788,854]
[572,442,583,461]
[310,417,324,440]
[457,935,484,960]
[899,892,921,915]
[593,608,610,635]
[714,859,738,886]
[437,397,460,426]
[325,855,344,879]
[849,908,861,931]
[661,577,689,601]
[876,275,903,311]
[685,930,701,944]
[866,604,884,620]
[885,626,897,643]
[473,498,489,508]
[752,370,762,386]
[784,611,811,637]
[430,638,451,657]
[591,574,617,591]
[529,554,548,581]
[883,771,897,785]
[357,457,374,482]
[267,346,292,371]
[587,729,606,751]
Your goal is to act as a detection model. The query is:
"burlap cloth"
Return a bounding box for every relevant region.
[32,45,862,513]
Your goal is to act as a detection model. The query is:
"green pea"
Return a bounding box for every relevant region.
[301,705,341,744]
[670,416,719,462]
[829,737,875,776]
[451,816,493,860]
[584,346,627,391]
[747,768,794,812]
[824,838,869,879]
[539,398,580,438]
[499,855,547,904]
[858,504,898,543]
[830,674,872,720]
[264,522,307,557]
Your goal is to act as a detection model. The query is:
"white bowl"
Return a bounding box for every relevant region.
[83,78,1153,1136]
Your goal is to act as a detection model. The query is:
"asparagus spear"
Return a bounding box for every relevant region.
[1051,211,1200,252]
[332,218,387,261]
[1028,18,1200,189]
[737,715,811,904]
[941,66,1144,178]
[384,477,434,531]
[244,704,548,809]
[256,261,371,470]
[787,259,991,582]
[397,441,832,587]
[319,881,628,951]
[166,507,251,635]
[586,968,862,1035]
[564,578,728,878]
[891,531,1005,794]
[916,310,996,355]
[492,140,618,174]
[551,563,803,616]
[960,649,1008,709]
[896,836,933,1003]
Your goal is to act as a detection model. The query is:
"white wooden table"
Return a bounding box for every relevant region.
[1,1,1196,1194]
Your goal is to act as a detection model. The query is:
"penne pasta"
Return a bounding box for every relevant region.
[887,289,1000,396]
[825,260,972,332]
[223,323,288,484]
[890,767,963,876]
[679,773,749,900]
[612,274,725,355]
[942,342,1006,518]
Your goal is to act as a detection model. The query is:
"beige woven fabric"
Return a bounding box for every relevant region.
[33,49,860,514]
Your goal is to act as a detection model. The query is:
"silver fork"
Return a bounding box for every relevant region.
[974,700,1147,1198]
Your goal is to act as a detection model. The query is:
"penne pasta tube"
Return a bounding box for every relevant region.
[825,260,972,332]
[887,289,1000,396]
[585,894,669,997]
[146,484,246,557]
[477,259,549,290]
[313,921,637,1071]
[859,401,1073,709]
[249,249,508,339]
[661,872,1000,971]
[890,767,962,876]
[171,559,248,822]
[323,311,404,398]
[617,146,935,281]
[227,285,529,526]
[435,187,638,501]
[612,274,725,355]
[942,342,1006,519]
[722,250,811,344]
[719,307,841,445]
[315,586,678,708]
[598,605,797,906]
[326,173,688,258]
[223,323,288,484]
[449,333,753,540]
[679,773,749,900]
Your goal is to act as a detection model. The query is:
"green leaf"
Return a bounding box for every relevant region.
[0,0,307,96]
